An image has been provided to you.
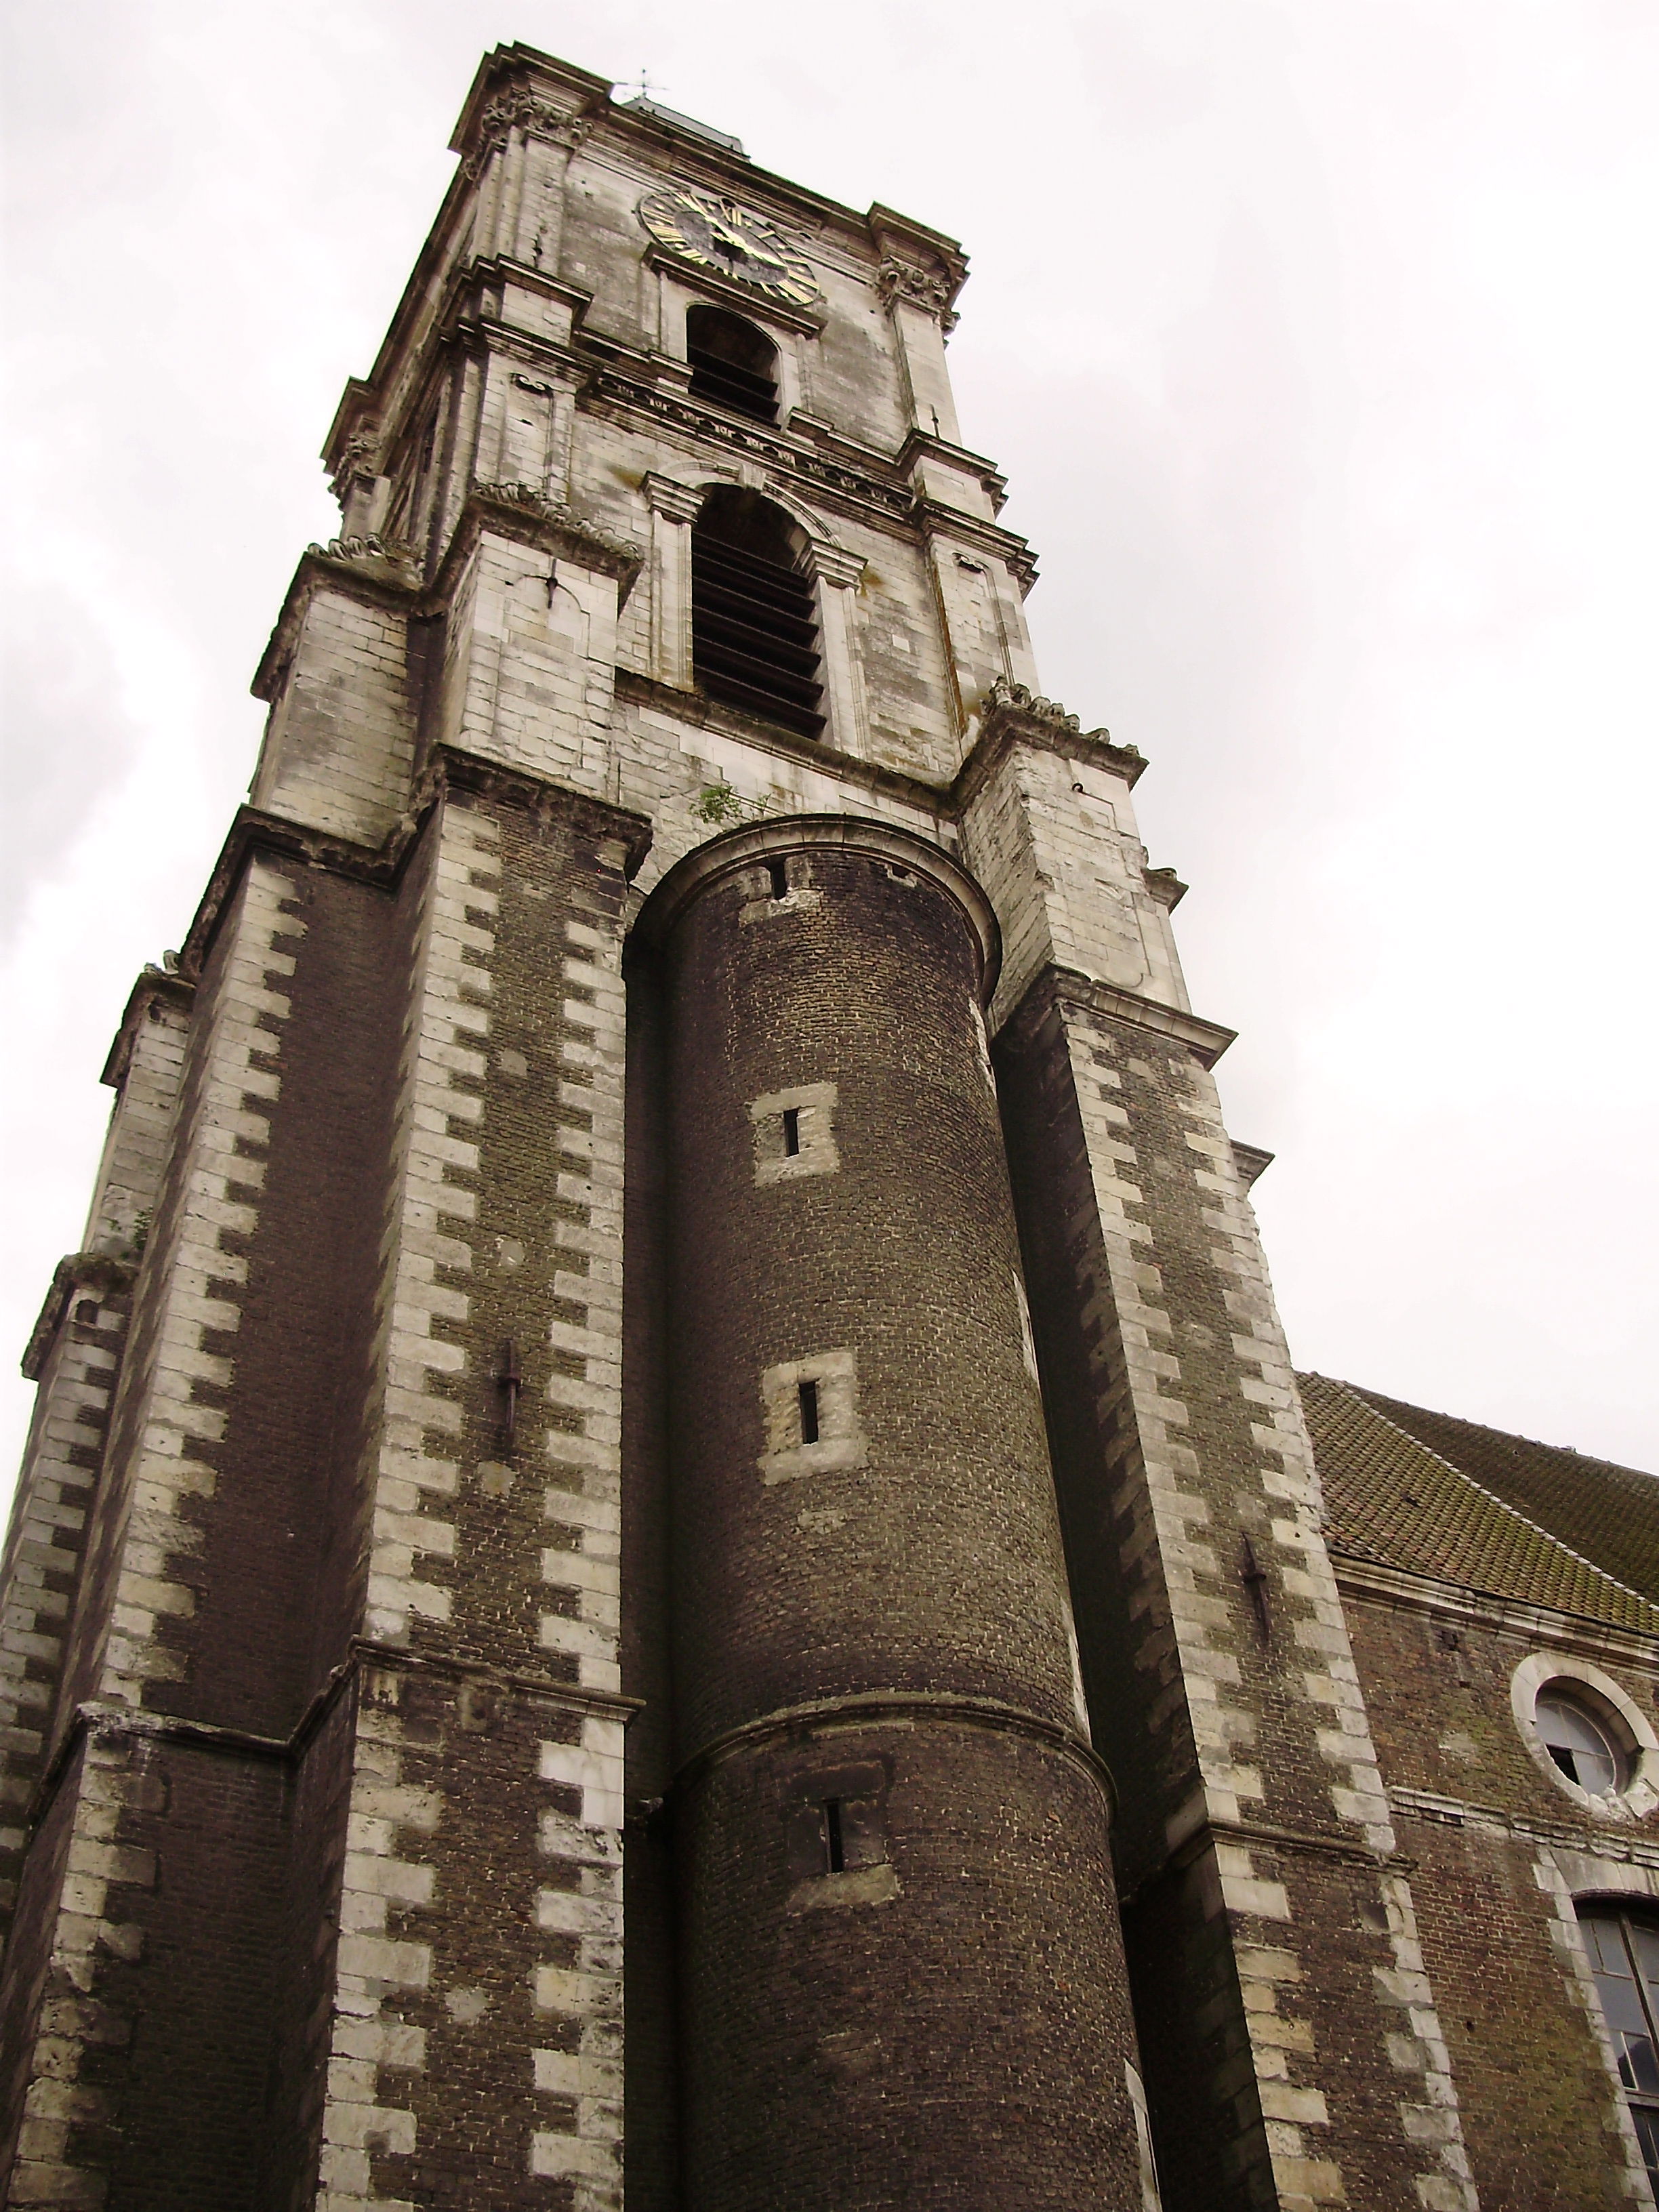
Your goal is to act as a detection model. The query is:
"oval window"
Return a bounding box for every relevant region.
[1536,1692,1623,1795]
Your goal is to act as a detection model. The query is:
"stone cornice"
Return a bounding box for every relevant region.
[633,813,1000,1002]
[1332,1551,1659,1671]
[178,762,651,984]
[252,539,424,704]
[1231,1141,1275,1190]
[895,427,1008,514]
[581,366,917,527]
[22,1252,138,1382]
[434,751,653,874]
[672,1689,1109,1816]
[640,471,704,524]
[867,205,969,309]
[255,484,646,704]
[999,964,1236,1068]
[913,501,1035,591]
[457,79,598,184]
[434,482,644,600]
[1142,865,1187,912]
[952,680,1147,809]
[350,1638,644,1720]
[641,243,827,334]
[180,809,412,983]
[613,671,951,820]
[100,964,195,1089]
[1385,1784,1659,1865]
[449,47,619,165]
[25,1639,641,1840]
[1120,1811,1414,1909]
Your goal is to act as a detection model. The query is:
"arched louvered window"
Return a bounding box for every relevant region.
[691,489,824,739]
[687,306,779,424]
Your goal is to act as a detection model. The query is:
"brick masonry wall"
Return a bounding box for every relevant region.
[0,1716,291,2209]
[137,861,401,1733]
[679,1717,1140,2211]
[1343,1588,1659,2206]
[647,824,1147,2207]
[264,1683,360,2212]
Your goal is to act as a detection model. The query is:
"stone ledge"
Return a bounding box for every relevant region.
[176,760,652,983]
[100,964,195,1090]
[999,962,1237,1068]
[953,678,1148,808]
[674,1687,1113,1814]
[1333,1551,1659,1668]
[23,1645,643,1841]
[615,669,953,823]
[633,812,1001,1000]
[1232,1141,1275,1189]
[22,1254,136,1382]
[1115,1810,1415,1914]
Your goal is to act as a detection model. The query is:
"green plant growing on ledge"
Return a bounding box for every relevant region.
[695,783,779,827]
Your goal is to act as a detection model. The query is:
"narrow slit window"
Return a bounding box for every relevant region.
[798,1379,820,1446]
[781,1107,801,1155]
[692,488,824,739]
[687,304,779,423]
[767,858,789,901]
[823,1798,845,1874]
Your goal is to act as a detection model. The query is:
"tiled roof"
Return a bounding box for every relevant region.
[1297,1372,1659,1636]
[1347,1386,1659,1603]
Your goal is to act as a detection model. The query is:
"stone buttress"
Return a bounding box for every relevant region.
[966,716,1479,2212]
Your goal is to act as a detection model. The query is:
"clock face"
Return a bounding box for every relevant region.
[638,188,819,308]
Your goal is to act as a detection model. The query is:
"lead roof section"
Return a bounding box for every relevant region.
[1300,1372,1659,1634]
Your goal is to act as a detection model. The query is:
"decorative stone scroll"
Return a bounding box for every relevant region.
[304,531,420,575]
[472,481,642,571]
[462,85,591,179]
[877,257,960,335]
[984,677,1082,734]
[329,422,383,503]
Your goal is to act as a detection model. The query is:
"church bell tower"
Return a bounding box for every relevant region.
[0,45,1480,2212]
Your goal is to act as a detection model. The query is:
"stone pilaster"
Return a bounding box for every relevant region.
[996,968,1477,2212]
[313,771,646,2211]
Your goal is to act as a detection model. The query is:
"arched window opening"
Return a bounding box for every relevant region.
[692,489,824,739]
[1580,1904,1659,2186]
[687,306,780,424]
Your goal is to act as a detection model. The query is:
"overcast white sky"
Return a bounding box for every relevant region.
[2,0,1655,1496]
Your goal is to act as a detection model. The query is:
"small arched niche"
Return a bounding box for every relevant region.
[691,488,824,739]
[687,306,780,424]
